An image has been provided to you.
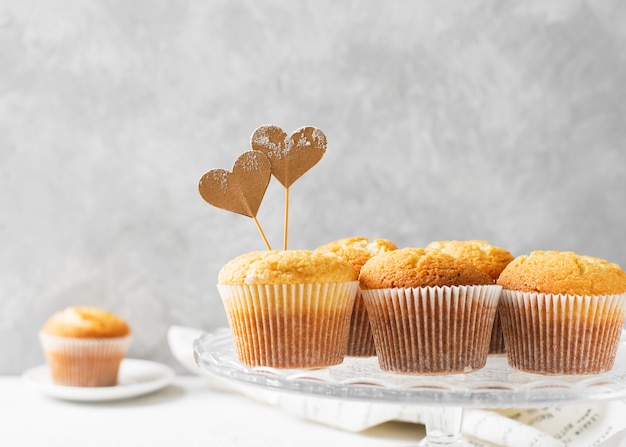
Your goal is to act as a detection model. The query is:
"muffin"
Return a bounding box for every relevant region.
[497,250,626,375]
[315,237,398,356]
[426,240,514,354]
[360,247,502,374]
[218,249,359,369]
[40,306,131,387]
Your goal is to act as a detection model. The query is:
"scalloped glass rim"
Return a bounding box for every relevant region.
[193,328,626,408]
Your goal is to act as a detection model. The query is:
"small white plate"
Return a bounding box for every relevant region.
[21,359,175,402]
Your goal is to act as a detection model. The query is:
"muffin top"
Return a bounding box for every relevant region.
[359,247,493,289]
[218,250,357,285]
[42,306,131,338]
[497,250,626,296]
[426,239,514,281]
[315,236,398,277]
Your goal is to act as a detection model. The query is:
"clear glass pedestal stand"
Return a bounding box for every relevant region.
[422,406,463,446]
[194,329,626,447]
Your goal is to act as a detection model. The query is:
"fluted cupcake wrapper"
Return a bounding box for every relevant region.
[346,290,377,357]
[362,284,502,374]
[489,310,507,355]
[218,281,359,369]
[39,333,131,387]
[499,290,626,375]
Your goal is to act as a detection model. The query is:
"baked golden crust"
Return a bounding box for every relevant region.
[315,236,397,277]
[218,250,356,285]
[426,240,514,281]
[43,306,130,338]
[497,250,626,295]
[359,247,493,289]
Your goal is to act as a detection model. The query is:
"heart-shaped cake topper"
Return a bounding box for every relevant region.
[198,150,271,217]
[250,125,327,250]
[198,150,272,249]
[250,125,327,188]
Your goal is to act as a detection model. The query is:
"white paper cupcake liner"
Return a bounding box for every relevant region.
[499,290,626,374]
[489,310,506,354]
[39,333,131,386]
[362,284,502,374]
[218,281,359,368]
[346,290,377,357]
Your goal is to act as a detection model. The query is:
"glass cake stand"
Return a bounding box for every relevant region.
[194,329,626,446]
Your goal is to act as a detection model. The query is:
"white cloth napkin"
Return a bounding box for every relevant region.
[168,326,626,447]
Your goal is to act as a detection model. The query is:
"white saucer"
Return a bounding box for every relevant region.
[21,359,175,402]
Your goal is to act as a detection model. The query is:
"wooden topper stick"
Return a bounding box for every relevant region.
[283,187,290,250]
[251,125,327,250]
[253,216,272,251]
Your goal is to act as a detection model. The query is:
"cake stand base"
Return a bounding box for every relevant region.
[421,406,464,446]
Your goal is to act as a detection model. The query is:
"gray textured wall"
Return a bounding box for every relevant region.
[2,0,626,374]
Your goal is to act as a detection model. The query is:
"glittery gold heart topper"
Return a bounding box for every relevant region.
[198,125,327,249]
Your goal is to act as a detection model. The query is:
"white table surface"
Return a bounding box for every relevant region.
[5,374,426,447]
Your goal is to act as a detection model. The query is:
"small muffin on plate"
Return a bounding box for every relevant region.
[315,237,397,357]
[217,249,359,369]
[360,247,502,374]
[40,306,131,387]
[497,250,626,375]
[426,240,514,354]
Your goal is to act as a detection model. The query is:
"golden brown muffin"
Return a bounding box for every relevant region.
[359,247,493,290]
[359,247,501,374]
[43,306,131,339]
[315,237,398,277]
[497,250,626,295]
[427,240,514,354]
[217,250,359,369]
[218,249,356,285]
[497,250,626,375]
[40,306,131,387]
[426,240,514,281]
[315,237,398,357]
